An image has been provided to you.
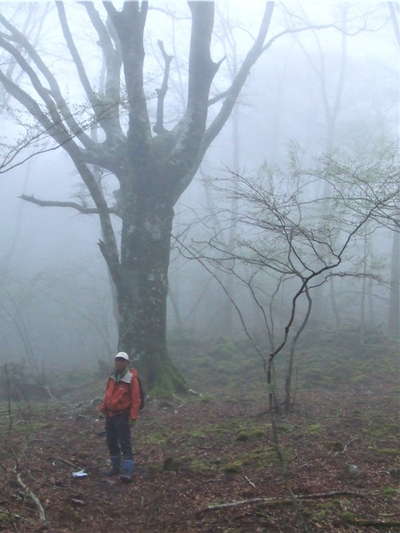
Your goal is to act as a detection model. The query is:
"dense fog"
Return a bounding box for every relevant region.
[0,0,398,375]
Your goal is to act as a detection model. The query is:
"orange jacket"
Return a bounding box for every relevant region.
[100,368,141,420]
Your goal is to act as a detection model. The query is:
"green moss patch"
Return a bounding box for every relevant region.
[235,428,265,442]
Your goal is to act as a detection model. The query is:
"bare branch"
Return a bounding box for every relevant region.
[0,13,96,151]
[55,2,125,150]
[0,34,69,137]
[154,40,173,134]
[148,6,190,21]
[168,1,221,180]
[0,114,117,175]
[68,153,120,264]
[0,5,48,108]
[200,14,366,170]
[0,66,73,152]
[208,88,229,107]
[105,1,152,159]
[56,2,99,112]
[19,194,118,215]
[172,233,265,362]
[200,2,274,156]
[83,2,124,140]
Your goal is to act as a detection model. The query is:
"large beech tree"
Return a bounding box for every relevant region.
[0,1,329,392]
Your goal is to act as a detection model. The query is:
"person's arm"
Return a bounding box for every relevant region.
[129,374,141,421]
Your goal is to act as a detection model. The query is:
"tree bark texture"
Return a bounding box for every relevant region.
[116,188,185,392]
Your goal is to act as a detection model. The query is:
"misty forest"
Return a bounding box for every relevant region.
[0,0,399,531]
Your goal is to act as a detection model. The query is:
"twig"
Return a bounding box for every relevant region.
[242,474,256,489]
[343,436,358,452]
[201,491,366,512]
[53,456,81,470]
[16,472,46,523]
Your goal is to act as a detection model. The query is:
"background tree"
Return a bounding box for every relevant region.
[181,148,400,410]
[387,1,400,337]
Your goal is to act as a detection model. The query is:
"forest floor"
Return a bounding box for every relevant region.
[0,380,399,532]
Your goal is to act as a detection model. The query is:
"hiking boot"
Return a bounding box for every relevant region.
[104,455,121,476]
[120,458,134,482]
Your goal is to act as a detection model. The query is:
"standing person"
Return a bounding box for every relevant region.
[99,352,141,482]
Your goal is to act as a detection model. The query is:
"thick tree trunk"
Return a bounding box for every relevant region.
[115,192,186,395]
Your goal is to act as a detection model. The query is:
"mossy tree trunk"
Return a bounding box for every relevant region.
[115,181,186,393]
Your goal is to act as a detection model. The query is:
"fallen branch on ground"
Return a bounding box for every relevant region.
[345,518,400,528]
[201,491,366,512]
[243,474,256,489]
[53,456,81,469]
[16,472,46,523]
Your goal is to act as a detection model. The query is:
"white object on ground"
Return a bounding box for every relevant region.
[72,469,88,478]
